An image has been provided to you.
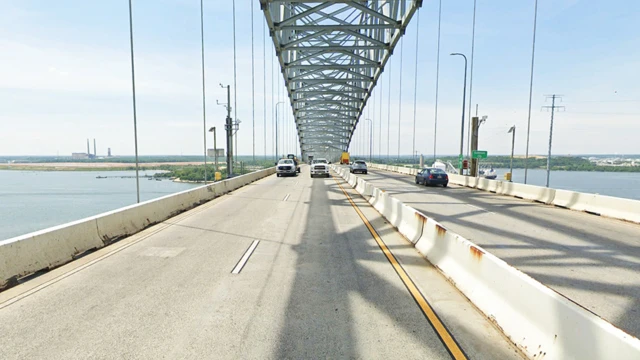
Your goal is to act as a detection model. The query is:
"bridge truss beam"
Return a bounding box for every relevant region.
[261,0,421,160]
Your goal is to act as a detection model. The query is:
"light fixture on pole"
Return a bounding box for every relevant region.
[450,53,468,175]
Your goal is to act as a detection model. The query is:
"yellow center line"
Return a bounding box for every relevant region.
[332,174,468,360]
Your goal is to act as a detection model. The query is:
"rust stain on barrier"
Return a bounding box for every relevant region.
[435,224,447,237]
[415,212,428,224]
[469,245,485,261]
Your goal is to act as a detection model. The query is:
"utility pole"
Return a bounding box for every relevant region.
[470,115,487,177]
[217,84,233,178]
[542,94,564,187]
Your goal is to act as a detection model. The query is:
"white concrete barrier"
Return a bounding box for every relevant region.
[0,219,104,289]
[589,194,640,223]
[0,168,276,290]
[552,189,596,211]
[335,169,640,360]
[500,182,556,204]
[476,177,491,191]
[371,163,640,224]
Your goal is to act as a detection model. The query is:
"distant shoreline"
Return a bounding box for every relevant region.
[0,162,203,171]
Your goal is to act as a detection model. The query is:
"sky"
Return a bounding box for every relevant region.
[1,0,639,157]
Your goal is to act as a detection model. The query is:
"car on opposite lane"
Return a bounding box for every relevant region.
[415,167,448,187]
[350,160,368,174]
[276,159,298,177]
[310,158,330,178]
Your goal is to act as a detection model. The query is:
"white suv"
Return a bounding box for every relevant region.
[310,158,330,178]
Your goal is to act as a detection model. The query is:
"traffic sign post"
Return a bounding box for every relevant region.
[472,150,488,159]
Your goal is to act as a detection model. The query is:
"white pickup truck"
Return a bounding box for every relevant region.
[310,158,330,178]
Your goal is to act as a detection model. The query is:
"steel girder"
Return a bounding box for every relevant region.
[261,0,421,160]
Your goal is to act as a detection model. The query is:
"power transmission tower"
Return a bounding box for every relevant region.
[542,94,565,187]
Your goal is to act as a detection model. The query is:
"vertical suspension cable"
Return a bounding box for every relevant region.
[379,72,382,158]
[434,0,442,161]
[387,60,392,161]
[467,0,477,159]
[251,0,255,162]
[127,0,140,203]
[524,0,539,184]
[412,11,420,165]
[397,37,404,161]
[271,43,275,160]
[372,83,376,161]
[277,64,281,158]
[199,0,208,183]
[263,19,266,159]
[232,0,238,165]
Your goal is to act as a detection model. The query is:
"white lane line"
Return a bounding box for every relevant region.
[466,204,494,214]
[231,240,260,274]
[283,193,291,201]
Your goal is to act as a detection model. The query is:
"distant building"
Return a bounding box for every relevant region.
[72,153,89,160]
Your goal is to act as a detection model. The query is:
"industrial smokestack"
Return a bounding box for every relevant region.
[94,139,96,157]
[87,139,90,155]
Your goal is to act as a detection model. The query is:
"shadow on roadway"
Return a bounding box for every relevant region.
[365,169,640,338]
[273,174,521,359]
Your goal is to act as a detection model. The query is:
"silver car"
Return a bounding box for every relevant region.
[276,159,297,177]
[350,160,368,174]
[310,158,330,178]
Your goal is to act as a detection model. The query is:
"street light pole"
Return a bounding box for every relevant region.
[364,118,372,162]
[275,101,284,160]
[508,126,515,182]
[450,53,468,175]
[127,0,140,203]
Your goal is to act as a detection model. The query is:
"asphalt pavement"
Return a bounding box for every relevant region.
[358,168,640,338]
[0,166,523,359]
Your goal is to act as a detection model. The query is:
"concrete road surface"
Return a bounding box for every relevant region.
[0,167,522,359]
[358,168,640,338]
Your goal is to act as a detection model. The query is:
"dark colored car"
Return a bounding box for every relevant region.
[415,168,448,187]
[350,160,368,174]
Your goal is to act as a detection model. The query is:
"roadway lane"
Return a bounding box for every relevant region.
[360,168,640,337]
[0,166,522,359]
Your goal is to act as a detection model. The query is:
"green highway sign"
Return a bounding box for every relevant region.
[472,150,488,159]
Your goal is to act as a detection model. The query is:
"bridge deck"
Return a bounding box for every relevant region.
[363,167,640,338]
[0,167,521,359]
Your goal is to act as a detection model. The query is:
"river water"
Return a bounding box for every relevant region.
[494,168,640,200]
[2,168,640,241]
[0,170,198,240]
